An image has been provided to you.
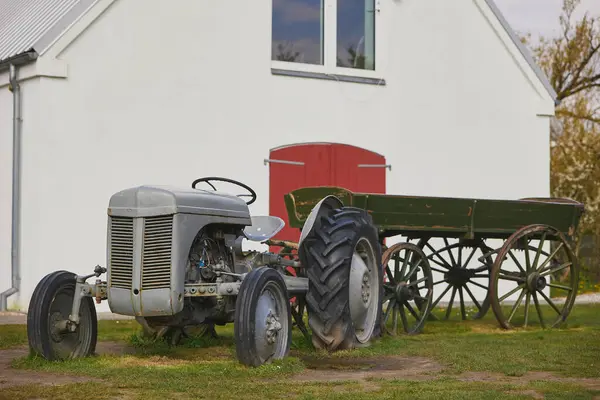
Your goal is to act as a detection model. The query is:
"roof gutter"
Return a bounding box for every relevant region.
[0,63,24,311]
[0,51,37,72]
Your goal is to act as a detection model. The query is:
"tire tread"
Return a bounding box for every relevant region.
[27,270,97,360]
[299,206,382,351]
[234,267,292,367]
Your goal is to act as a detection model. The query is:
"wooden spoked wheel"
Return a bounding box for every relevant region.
[381,242,433,335]
[416,237,493,321]
[490,224,579,329]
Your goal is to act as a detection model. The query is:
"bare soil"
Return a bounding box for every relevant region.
[0,341,134,389]
[294,355,444,382]
[0,347,99,389]
[457,371,600,391]
[288,354,600,393]
[287,355,445,392]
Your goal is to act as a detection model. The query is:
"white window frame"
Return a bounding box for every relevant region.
[271,0,384,80]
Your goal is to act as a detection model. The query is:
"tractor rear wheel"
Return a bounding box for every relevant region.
[27,271,97,360]
[299,207,383,351]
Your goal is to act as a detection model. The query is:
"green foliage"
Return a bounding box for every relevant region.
[577,261,600,293]
[526,0,600,290]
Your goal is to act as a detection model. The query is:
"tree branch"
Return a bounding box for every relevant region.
[557,109,600,124]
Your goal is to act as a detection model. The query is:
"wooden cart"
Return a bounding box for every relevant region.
[279,186,585,334]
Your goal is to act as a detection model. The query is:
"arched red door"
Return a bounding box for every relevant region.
[267,142,388,245]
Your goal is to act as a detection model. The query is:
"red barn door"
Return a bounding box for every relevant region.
[267,142,387,246]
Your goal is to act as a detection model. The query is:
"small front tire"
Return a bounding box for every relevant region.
[27,271,98,360]
[234,267,292,367]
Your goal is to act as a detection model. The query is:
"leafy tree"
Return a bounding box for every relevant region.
[529,0,600,124]
[525,0,600,286]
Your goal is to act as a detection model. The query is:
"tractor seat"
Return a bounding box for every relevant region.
[243,216,285,242]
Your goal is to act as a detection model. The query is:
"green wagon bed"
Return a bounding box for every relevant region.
[282,186,585,334]
[284,186,585,241]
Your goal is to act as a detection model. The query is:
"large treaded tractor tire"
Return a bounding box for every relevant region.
[27,270,98,360]
[299,207,383,351]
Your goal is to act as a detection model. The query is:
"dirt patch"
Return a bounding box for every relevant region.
[291,355,443,383]
[285,355,443,393]
[289,355,600,393]
[0,341,136,389]
[117,354,192,368]
[468,325,513,334]
[0,312,26,325]
[0,347,100,389]
[457,371,600,390]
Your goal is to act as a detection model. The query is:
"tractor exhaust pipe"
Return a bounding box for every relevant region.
[1,63,22,311]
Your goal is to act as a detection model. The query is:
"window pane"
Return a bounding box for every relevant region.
[337,0,375,70]
[272,0,324,65]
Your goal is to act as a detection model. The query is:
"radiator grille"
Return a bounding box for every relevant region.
[141,215,173,290]
[109,217,134,289]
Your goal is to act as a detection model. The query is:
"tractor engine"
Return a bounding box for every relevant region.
[186,230,237,285]
[105,184,252,320]
[179,228,242,326]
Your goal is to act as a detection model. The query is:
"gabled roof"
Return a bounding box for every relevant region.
[0,0,96,66]
[0,0,559,104]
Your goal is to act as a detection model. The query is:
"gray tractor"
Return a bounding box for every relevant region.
[27,177,383,367]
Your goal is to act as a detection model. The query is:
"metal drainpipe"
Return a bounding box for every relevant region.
[0,64,22,312]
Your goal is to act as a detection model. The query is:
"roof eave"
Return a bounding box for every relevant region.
[31,0,100,58]
[0,51,38,72]
[485,0,560,106]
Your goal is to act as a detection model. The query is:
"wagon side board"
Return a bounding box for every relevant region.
[284,186,585,240]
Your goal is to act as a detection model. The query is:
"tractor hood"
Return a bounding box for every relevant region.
[107,185,251,219]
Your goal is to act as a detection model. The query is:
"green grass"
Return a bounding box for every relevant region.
[0,324,26,350]
[1,304,599,399]
[1,377,598,400]
[352,303,600,378]
[0,319,138,350]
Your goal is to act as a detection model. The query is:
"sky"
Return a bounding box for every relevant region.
[494,0,600,39]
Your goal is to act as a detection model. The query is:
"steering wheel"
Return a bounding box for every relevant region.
[191,177,257,205]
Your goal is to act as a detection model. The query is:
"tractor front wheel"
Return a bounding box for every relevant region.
[234,267,292,367]
[27,271,98,360]
[299,207,383,351]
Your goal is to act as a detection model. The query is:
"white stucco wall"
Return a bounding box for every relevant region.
[0,80,12,307]
[0,0,554,312]
[0,77,41,311]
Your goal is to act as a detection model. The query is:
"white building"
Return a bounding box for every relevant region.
[0,0,557,314]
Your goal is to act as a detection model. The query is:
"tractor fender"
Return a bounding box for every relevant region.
[298,195,344,247]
